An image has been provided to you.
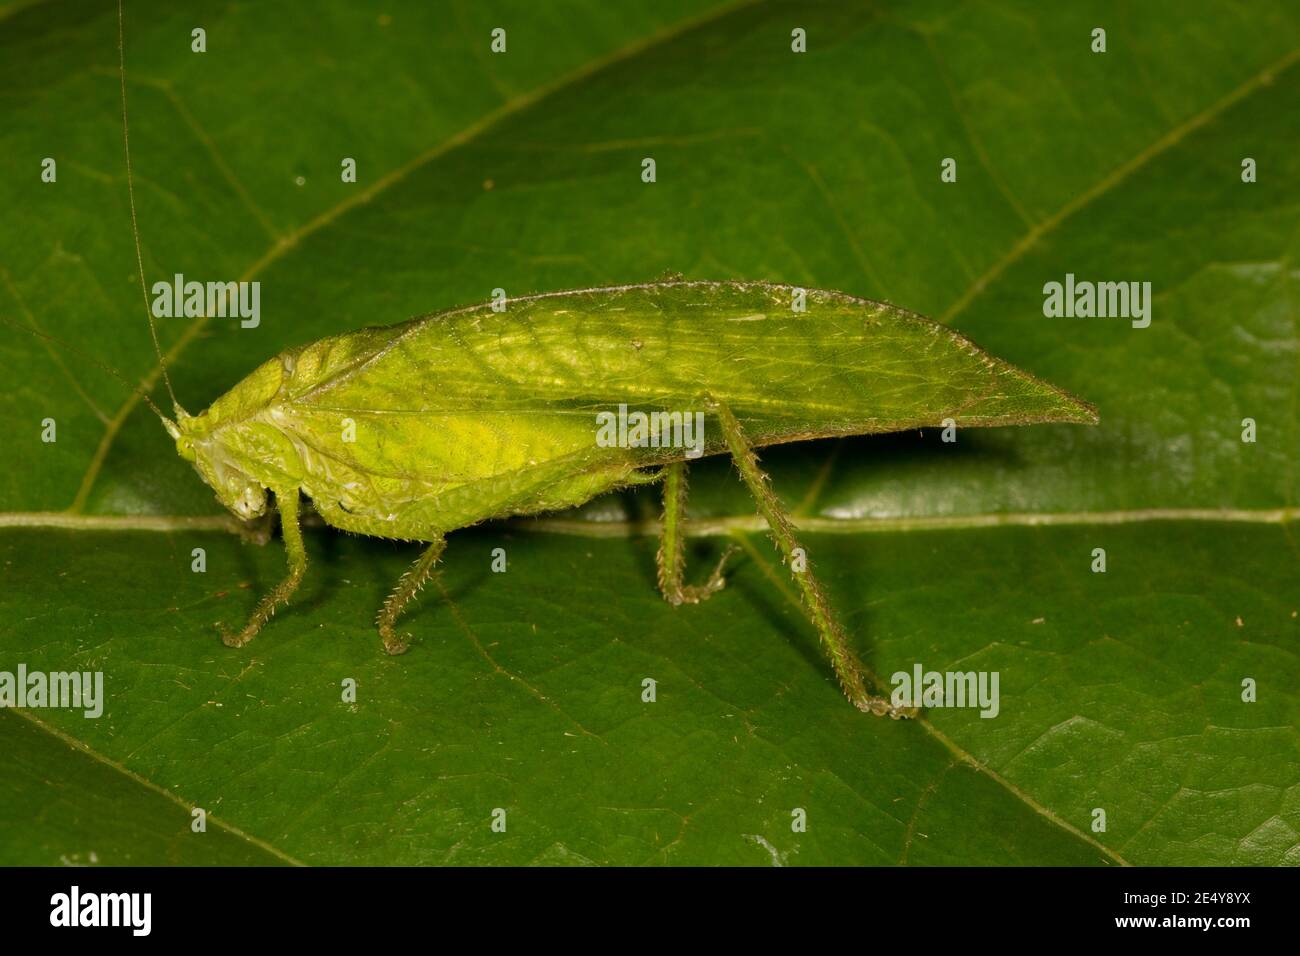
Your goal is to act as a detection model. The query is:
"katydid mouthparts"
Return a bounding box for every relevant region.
[107,2,1096,719]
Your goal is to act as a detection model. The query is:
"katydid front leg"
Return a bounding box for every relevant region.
[656,460,738,605]
[709,399,916,719]
[220,487,307,648]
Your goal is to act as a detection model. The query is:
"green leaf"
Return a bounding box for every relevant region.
[1,0,1297,865]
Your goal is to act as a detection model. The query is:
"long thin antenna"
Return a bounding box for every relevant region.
[1,313,176,431]
[118,0,180,414]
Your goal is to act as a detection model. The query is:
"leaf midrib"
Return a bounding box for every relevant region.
[0,507,1291,534]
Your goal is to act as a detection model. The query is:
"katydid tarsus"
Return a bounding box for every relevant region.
[85,2,1099,718]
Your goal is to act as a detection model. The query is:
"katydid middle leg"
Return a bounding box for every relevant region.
[656,460,738,605]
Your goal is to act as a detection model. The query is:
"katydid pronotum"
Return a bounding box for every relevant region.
[60,3,1100,719]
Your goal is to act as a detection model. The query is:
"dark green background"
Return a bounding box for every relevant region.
[1,0,1296,865]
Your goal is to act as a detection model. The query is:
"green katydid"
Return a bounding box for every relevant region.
[105,4,1096,719]
[156,280,1096,718]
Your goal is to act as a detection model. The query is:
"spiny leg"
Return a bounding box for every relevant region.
[376,534,446,655]
[220,488,306,648]
[657,460,738,605]
[710,400,914,719]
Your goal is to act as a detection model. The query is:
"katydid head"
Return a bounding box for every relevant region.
[172,410,268,521]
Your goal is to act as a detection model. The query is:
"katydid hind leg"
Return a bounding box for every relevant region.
[220,488,308,648]
[708,399,915,719]
[656,460,737,605]
[377,535,447,655]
